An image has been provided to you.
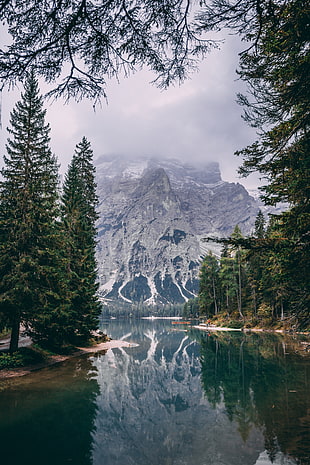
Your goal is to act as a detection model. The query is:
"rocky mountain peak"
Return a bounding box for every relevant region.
[132,167,173,198]
[95,156,262,306]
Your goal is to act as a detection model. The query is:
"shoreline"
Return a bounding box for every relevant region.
[0,339,138,381]
[192,324,310,337]
[193,325,241,332]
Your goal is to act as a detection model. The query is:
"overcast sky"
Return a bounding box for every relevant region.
[0,33,261,190]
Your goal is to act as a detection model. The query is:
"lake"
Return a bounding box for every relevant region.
[0,319,309,465]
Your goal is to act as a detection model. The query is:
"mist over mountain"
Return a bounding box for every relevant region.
[95,156,264,306]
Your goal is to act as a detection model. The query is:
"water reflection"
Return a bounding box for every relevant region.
[0,357,100,465]
[0,321,309,465]
[195,330,310,465]
[92,320,308,465]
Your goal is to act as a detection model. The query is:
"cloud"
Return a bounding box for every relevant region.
[0,33,261,189]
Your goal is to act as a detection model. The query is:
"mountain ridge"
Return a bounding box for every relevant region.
[95,156,262,306]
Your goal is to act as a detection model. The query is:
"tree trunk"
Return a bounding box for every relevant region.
[9,315,20,354]
[280,298,284,320]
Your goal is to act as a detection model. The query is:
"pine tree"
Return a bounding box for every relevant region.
[230,225,247,319]
[219,244,237,315]
[61,137,101,344]
[198,251,220,317]
[245,211,267,317]
[0,71,66,352]
[254,211,266,240]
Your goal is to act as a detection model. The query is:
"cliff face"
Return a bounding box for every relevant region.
[95,156,260,305]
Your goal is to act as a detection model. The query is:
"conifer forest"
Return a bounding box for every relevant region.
[0,73,100,353]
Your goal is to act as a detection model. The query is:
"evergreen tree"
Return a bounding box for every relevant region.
[183,297,199,319]
[245,211,267,317]
[198,251,220,317]
[230,225,247,319]
[0,71,66,352]
[61,137,101,343]
[197,1,310,329]
[235,1,310,327]
[219,244,237,315]
[254,210,266,240]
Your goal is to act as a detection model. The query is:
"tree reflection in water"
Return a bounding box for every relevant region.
[91,320,308,465]
[197,331,310,465]
[0,321,308,465]
[0,356,100,465]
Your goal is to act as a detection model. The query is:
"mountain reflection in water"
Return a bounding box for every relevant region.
[0,319,309,465]
[92,320,309,465]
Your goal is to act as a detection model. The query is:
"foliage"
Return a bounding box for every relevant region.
[235,1,310,327]
[0,328,10,338]
[195,1,310,328]
[199,251,220,316]
[235,1,309,202]
[2,0,306,107]
[0,0,215,101]
[230,225,248,318]
[0,352,24,369]
[0,75,102,352]
[102,302,183,319]
[200,227,249,321]
[219,244,237,315]
[225,320,244,329]
[0,346,45,370]
[183,297,199,319]
[199,214,309,330]
[60,137,101,344]
[0,70,68,352]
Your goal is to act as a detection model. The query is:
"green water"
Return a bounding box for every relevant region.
[0,320,309,465]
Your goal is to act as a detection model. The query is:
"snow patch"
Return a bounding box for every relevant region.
[118,281,133,303]
[144,277,158,305]
[173,279,190,302]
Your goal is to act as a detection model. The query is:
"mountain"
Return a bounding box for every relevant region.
[95,156,261,306]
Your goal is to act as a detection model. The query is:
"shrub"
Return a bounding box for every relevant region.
[226,320,244,329]
[0,347,46,370]
[0,352,24,369]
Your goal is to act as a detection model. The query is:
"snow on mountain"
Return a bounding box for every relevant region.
[95,156,263,306]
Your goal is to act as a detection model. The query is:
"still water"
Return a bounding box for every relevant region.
[0,319,309,465]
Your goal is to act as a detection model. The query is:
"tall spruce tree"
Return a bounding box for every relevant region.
[0,71,66,352]
[198,251,220,317]
[230,225,247,319]
[61,137,101,344]
[219,244,237,315]
[245,211,267,317]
